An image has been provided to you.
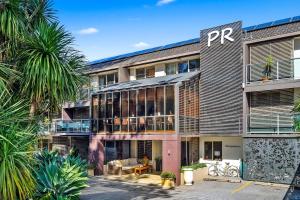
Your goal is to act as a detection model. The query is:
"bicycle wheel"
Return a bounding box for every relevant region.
[208,165,218,176]
[229,167,239,177]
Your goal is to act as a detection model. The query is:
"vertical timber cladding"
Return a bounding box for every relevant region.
[199,21,243,134]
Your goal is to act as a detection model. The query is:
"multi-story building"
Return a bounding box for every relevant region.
[42,15,300,185]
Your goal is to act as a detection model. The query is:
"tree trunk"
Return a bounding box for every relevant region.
[30,100,37,117]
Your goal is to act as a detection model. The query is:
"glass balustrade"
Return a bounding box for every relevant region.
[245,58,300,83]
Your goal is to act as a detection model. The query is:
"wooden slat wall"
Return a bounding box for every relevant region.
[179,75,200,135]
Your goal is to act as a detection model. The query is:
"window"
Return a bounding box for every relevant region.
[99,94,105,118]
[137,89,145,116]
[121,91,129,117]
[146,88,154,116]
[189,59,200,72]
[113,92,120,118]
[106,93,112,118]
[146,67,155,78]
[92,95,98,119]
[98,72,118,88]
[204,141,222,160]
[129,91,136,117]
[178,61,188,73]
[156,87,164,116]
[137,140,152,159]
[165,63,177,75]
[165,86,174,115]
[136,68,145,80]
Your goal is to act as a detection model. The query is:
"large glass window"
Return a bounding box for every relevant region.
[156,87,164,116]
[121,91,129,117]
[113,92,120,118]
[136,68,145,80]
[189,59,200,72]
[165,63,177,75]
[137,89,145,116]
[146,88,155,116]
[129,91,136,117]
[166,86,174,115]
[99,94,105,118]
[106,93,113,118]
[146,66,155,78]
[92,95,98,119]
[178,61,188,73]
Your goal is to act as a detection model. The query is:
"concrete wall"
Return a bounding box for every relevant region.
[199,136,243,161]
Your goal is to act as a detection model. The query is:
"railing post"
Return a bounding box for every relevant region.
[277,61,279,80]
[277,114,280,134]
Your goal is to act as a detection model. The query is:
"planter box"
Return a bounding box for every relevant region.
[161,178,175,189]
[180,167,208,185]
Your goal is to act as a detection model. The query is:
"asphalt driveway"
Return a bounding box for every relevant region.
[80,176,290,200]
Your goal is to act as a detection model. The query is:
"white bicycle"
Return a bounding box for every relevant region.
[208,162,239,177]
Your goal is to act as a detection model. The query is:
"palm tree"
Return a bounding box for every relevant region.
[19,21,86,116]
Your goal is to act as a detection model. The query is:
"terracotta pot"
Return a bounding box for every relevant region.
[161,178,175,189]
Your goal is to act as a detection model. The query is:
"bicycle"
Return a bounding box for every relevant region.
[208,162,239,177]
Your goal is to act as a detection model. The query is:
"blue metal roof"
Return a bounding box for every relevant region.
[89,15,300,66]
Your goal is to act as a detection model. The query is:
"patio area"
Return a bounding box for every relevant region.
[103,173,162,186]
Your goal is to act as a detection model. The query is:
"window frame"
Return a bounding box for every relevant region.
[204,141,222,161]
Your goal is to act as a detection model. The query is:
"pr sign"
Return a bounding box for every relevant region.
[207,27,235,47]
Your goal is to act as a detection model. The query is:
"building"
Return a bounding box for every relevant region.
[42,15,300,185]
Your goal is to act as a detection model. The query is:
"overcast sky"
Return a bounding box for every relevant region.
[54,0,300,62]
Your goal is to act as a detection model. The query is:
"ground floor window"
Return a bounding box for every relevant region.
[204,141,222,160]
[137,140,152,160]
[104,141,131,163]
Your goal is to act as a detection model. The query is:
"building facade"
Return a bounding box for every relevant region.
[43,15,300,185]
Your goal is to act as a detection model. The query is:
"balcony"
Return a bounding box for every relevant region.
[245,58,300,84]
[41,119,91,135]
[246,113,300,135]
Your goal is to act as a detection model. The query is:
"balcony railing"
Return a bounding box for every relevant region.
[245,58,300,84]
[41,119,91,134]
[246,113,300,134]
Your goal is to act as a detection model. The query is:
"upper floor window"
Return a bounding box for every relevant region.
[166,63,177,75]
[136,66,155,80]
[178,61,188,73]
[189,59,200,72]
[98,72,118,88]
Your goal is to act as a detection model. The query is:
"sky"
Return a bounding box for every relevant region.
[53,0,300,62]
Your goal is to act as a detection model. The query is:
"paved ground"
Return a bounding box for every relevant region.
[80,176,291,200]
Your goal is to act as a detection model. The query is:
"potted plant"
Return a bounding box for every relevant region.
[262,55,273,81]
[182,167,193,185]
[88,163,96,176]
[155,156,162,171]
[160,171,176,189]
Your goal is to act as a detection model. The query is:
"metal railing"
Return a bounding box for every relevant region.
[246,113,300,134]
[245,58,300,84]
[41,119,91,134]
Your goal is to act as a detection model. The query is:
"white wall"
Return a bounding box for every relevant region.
[199,136,242,161]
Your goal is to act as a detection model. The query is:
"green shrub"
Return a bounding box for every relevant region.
[34,150,88,200]
[160,171,176,180]
[181,163,207,171]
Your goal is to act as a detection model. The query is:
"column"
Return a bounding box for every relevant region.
[89,136,105,175]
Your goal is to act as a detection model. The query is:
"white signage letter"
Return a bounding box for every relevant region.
[207,30,219,47]
[221,28,234,44]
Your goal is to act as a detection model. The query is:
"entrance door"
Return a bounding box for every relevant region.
[294,38,300,79]
[181,141,190,166]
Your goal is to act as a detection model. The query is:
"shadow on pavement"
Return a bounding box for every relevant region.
[284,164,300,200]
[80,176,173,200]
